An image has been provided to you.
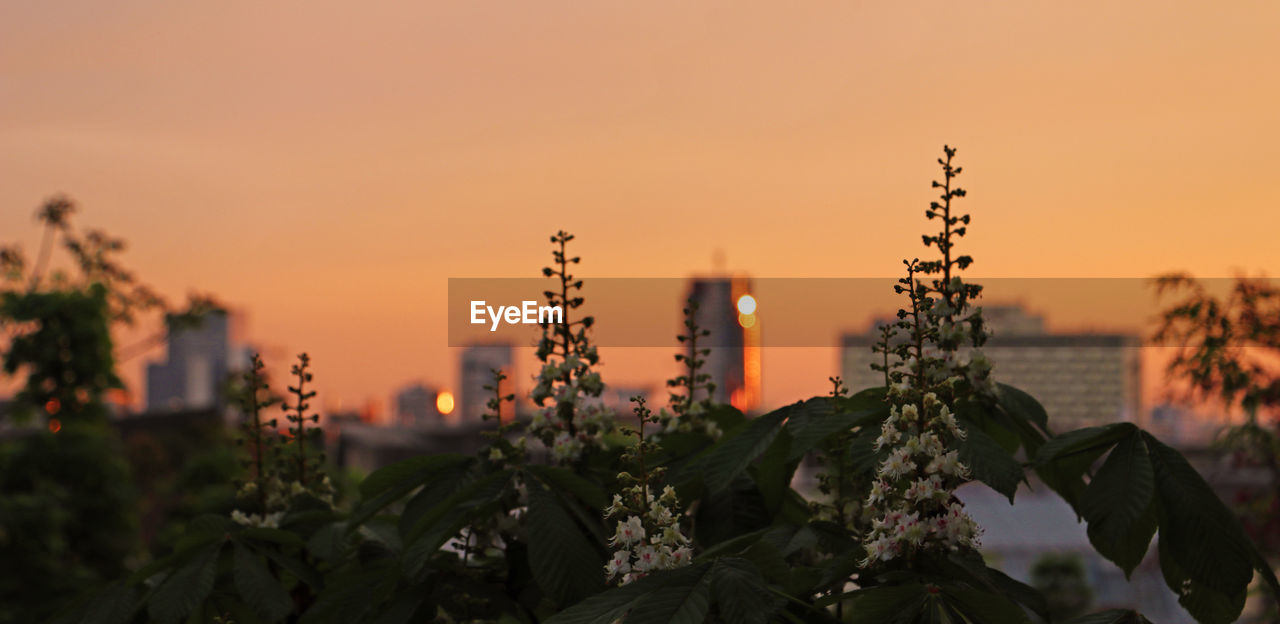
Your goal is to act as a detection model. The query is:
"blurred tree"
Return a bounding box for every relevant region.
[0,421,138,623]
[1153,274,1280,417]
[0,196,218,622]
[1153,273,1280,616]
[0,284,138,622]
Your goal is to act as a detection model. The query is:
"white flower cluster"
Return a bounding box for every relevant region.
[603,485,692,584]
[530,354,602,403]
[526,355,616,463]
[862,392,980,567]
[230,509,284,529]
[231,475,335,528]
[811,498,860,525]
[487,438,529,464]
[652,404,722,440]
[962,351,995,394]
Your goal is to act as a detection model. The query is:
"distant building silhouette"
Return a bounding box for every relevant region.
[146,310,232,412]
[393,382,442,426]
[841,305,1141,431]
[459,343,513,422]
[686,276,761,412]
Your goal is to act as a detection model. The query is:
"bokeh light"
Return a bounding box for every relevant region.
[437,390,455,415]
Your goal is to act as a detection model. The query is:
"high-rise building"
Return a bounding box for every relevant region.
[841,305,1141,431]
[393,383,443,426]
[459,343,514,422]
[146,310,232,412]
[686,276,761,412]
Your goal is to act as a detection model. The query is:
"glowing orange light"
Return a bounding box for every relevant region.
[45,398,60,415]
[48,418,62,433]
[107,388,131,406]
[736,294,757,315]
[436,391,455,415]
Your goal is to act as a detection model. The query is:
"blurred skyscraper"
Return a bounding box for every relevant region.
[841,305,1141,431]
[686,276,761,412]
[146,310,232,412]
[393,383,443,426]
[459,343,513,422]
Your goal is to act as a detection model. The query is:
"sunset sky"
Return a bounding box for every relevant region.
[3,1,1279,414]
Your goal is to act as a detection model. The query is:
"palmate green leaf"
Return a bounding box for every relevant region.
[350,454,474,528]
[939,582,1033,624]
[359,453,472,499]
[779,397,835,462]
[695,407,789,493]
[398,458,476,536]
[1034,422,1137,514]
[526,478,606,607]
[147,542,223,624]
[782,392,887,462]
[367,592,426,624]
[544,558,777,624]
[1036,423,1137,465]
[709,557,778,624]
[260,546,323,589]
[844,583,929,624]
[1079,430,1157,576]
[956,421,1023,502]
[623,562,714,624]
[430,573,527,622]
[752,426,798,516]
[843,582,1033,624]
[1061,609,1154,624]
[298,559,399,624]
[738,534,789,586]
[944,551,1048,622]
[1157,536,1246,624]
[705,403,748,433]
[233,543,293,623]
[400,470,511,578]
[527,463,609,510]
[995,383,1048,432]
[695,475,772,547]
[1144,432,1269,624]
[307,521,350,562]
[545,563,711,624]
[962,384,1050,459]
[239,526,306,548]
[1040,424,1279,624]
[358,517,403,554]
[205,592,261,624]
[846,424,883,475]
[544,580,656,624]
[171,514,233,552]
[75,581,142,624]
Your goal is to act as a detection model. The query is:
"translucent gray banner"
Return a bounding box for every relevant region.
[447,277,1273,348]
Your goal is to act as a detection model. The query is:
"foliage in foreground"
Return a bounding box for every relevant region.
[0,201,216,623]
[25,150,1280,624]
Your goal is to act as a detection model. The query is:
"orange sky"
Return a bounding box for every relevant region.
[3,1,1279,414]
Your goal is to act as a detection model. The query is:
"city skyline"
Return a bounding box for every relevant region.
[4,1,1280,413]
[126,277,1249,430]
